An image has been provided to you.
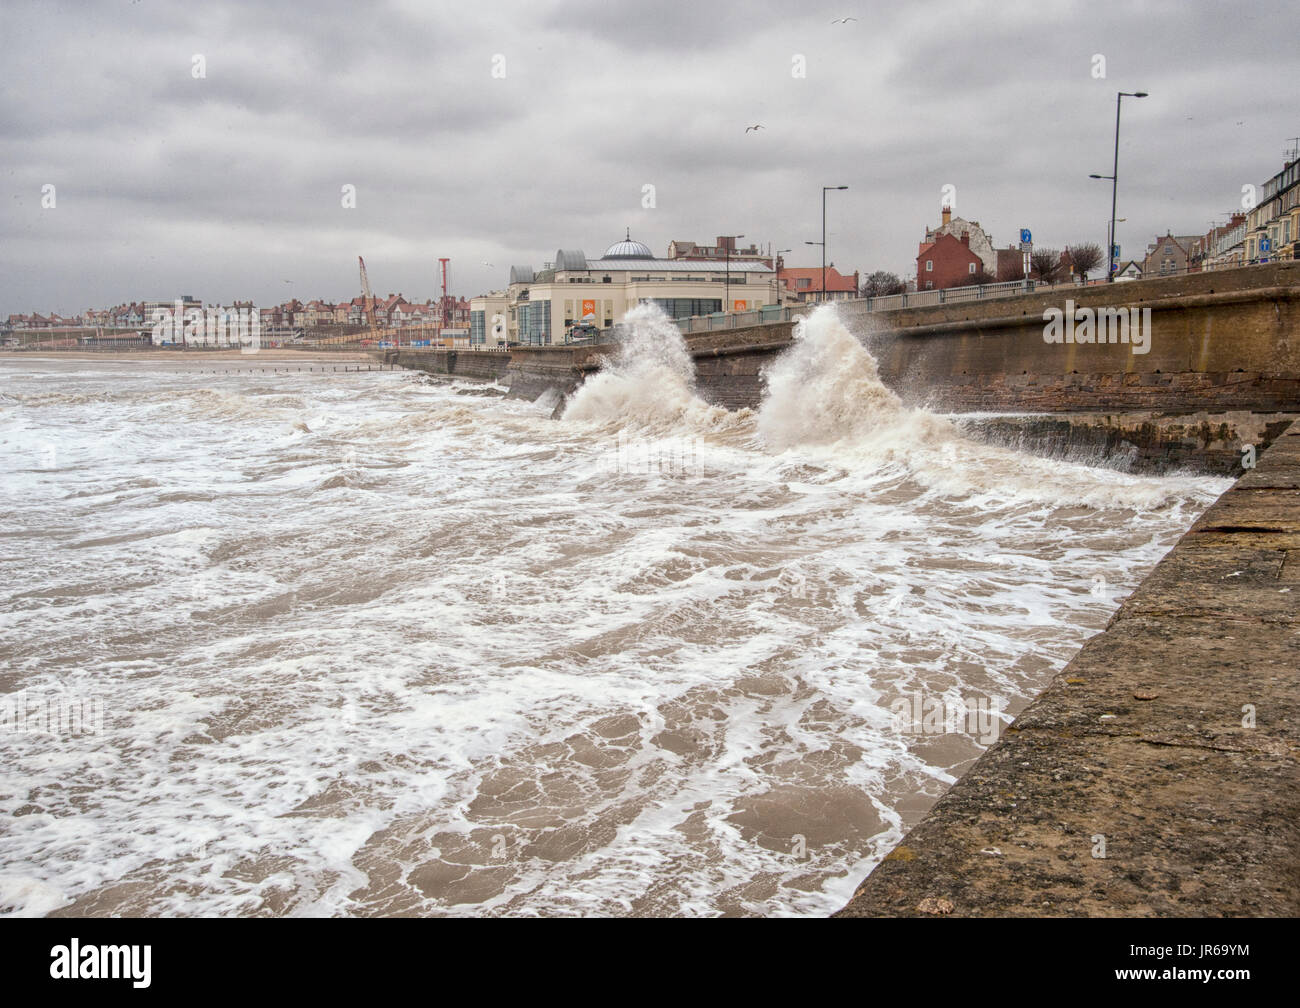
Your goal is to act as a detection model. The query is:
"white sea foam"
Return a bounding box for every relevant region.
[757,305,1211,511]
[0,326,1228,917]
[562,302,748,439]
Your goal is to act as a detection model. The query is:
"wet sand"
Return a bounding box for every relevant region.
[0,349,373,363]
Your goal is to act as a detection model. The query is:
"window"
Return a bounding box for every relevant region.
[968,263,976,273]
[925,260,933,272]
[797,278,810,289]
[645,298,722,319]
[925,281,933,290]
[517,300,551,345]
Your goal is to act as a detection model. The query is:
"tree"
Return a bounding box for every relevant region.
[951,267,999,288]
[1031,248,1063,284]
[1069,242,1104,282]
[860,270,906,297]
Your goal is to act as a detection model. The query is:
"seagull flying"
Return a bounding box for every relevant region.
[832,17,857,23]
[481,261,495,268]
[745,124,764,133]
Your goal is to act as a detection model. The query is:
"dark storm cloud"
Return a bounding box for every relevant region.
[2,0,1298,314]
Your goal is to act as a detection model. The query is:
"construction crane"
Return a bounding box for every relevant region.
[358,256,377,330]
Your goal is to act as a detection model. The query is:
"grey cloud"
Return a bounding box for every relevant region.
[2,0,1298,314]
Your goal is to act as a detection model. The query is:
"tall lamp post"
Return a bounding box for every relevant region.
[1088,172,1116,281]
[1091,90,1147,283]
[773,247,791,309]
[815,186,848,302]
[1103,217,1126,277]
[723,234,744,315]
[804,239,823,300]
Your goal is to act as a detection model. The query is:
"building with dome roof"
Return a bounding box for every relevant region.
[601,235,655,258]
[470,231,775,346]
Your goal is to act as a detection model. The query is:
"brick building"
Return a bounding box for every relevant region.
[1143,233,1199,277]
[776,265,859,303]
[916,232,983,290]
[917,205,1025,288]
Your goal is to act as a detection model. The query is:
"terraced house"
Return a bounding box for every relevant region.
[1246,151,1299,263]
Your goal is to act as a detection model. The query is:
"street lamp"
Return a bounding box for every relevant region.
[817,186,848,301]
[1089,173,1115,282]
[1104,217,1126,277]
[804,240,823,301]
[1094,90,1147,282]
[723,234,744,315]
[773,248,791,308]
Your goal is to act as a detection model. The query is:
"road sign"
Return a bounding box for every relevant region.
[1261,237,1272,253]
[1020,229,1032,244]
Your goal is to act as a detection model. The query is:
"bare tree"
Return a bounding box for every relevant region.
[1031,248,1063,284]
[953,267,1000,288]
[860,271,906,297]
[1069,242,1104,282]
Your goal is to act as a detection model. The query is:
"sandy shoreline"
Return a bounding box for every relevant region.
[0,349,376,363]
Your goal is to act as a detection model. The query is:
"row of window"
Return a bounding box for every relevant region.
[517,301,551,345]
[922,261,977,273]
[641,298,723,320]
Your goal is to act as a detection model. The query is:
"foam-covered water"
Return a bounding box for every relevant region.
[0,313,1229,916]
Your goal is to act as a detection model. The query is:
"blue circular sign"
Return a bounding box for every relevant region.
[1020,229,1032,244]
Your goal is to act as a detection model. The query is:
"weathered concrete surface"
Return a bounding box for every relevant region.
[687,261,1300,414]
[372,344,604,401]
[499,344,604,401]
[835,422,1300,917]
[956,410,1300,476]
[375,348,512,384]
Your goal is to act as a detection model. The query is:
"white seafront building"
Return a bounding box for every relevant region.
[471,234,774,347]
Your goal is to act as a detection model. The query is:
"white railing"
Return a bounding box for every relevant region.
[673,279,1047,333]
[672,258,1297,334]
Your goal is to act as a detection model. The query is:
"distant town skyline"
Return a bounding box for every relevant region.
[4,0,1298,316]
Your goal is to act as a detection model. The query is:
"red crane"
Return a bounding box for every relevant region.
[358,256,377,330]
[438,257,451,334]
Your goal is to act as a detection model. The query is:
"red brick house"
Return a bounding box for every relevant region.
[777,266,859,303]
[916,233,983,291]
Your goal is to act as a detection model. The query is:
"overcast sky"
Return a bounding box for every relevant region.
[4,0,1298,315]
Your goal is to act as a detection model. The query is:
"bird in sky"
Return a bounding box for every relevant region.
[481,261,495,268]
[832,17,857,23]
[745,124,764,133]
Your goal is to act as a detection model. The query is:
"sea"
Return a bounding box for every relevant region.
[0,304,1229,916]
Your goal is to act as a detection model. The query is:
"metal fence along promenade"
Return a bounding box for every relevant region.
[675,277,1056,334]
[672,258,1295,334]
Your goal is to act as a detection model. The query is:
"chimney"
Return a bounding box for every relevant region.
[942,206,952,227]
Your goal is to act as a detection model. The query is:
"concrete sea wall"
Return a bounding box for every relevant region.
[686,260,1300,414]
[375,263,1299,471]
[835,420,1300,917]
